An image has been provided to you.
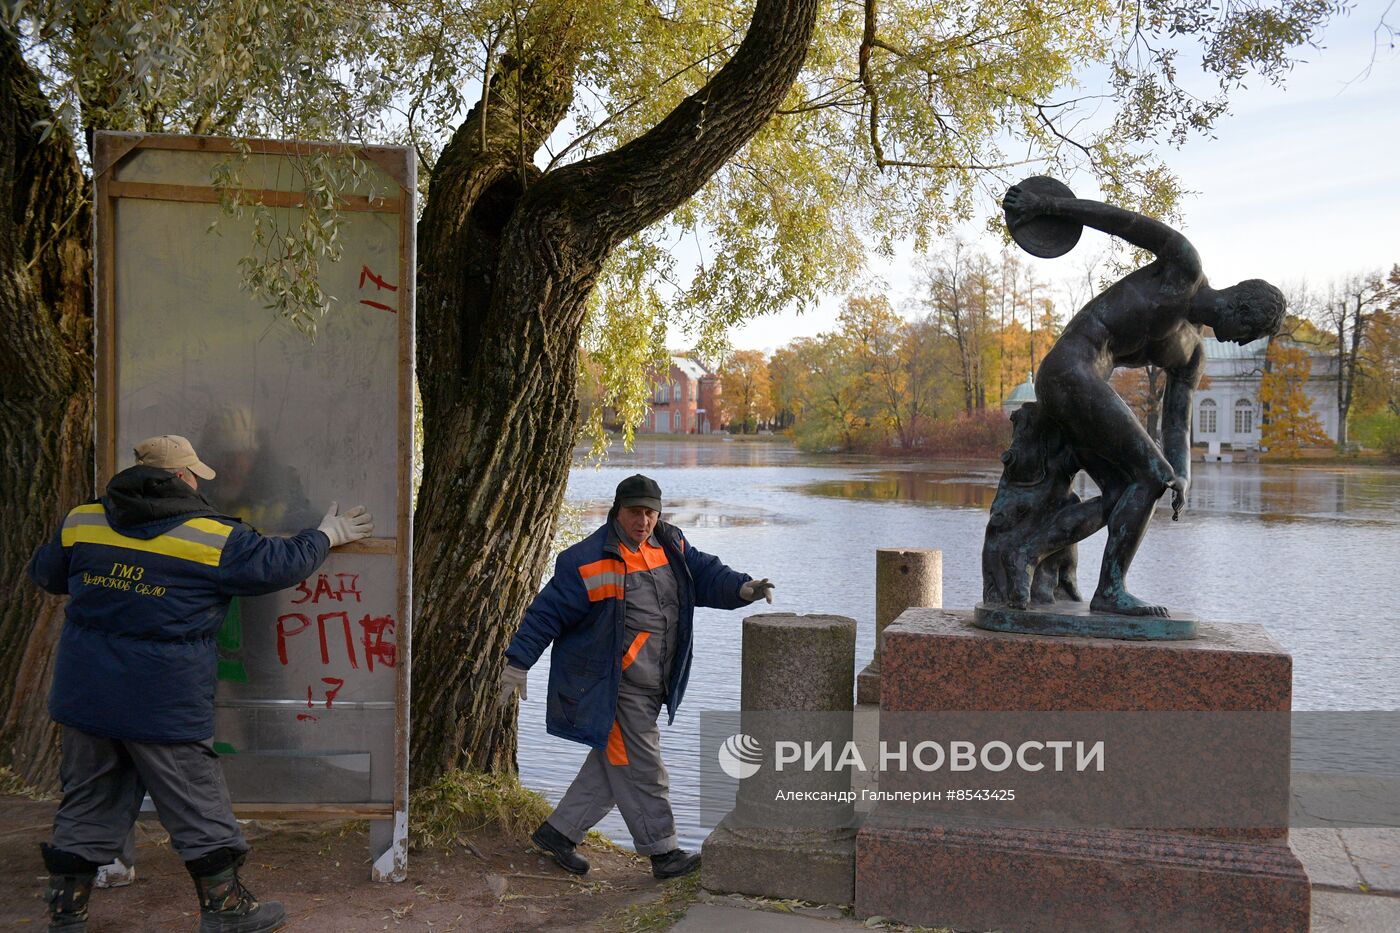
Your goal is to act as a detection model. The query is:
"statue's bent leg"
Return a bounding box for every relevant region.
[1007,496,1103,608]
[1042,375,1172,617]
[1054,558,1082,602]
[1093,481,1168,616]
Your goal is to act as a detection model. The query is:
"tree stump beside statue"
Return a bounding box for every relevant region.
[981,401,1084,609]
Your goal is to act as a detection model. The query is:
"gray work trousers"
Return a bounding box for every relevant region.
[50,725,247,864]
[547,689,678,856]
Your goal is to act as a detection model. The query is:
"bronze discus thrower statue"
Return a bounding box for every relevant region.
[980,177,1284,635]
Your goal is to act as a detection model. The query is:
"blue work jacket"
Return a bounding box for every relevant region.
[28,466,330,743]
[505,518,752,750]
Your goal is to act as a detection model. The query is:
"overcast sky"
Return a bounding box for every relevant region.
[719,5,1400,353]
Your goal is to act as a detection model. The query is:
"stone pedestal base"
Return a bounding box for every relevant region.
[856,659,880,705]
[857,811,1310,932]
[702,815,856,906]
[703,614,857,906]
[855,608,1309,931]
[879,608,1293,713]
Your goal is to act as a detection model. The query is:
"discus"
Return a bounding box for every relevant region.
[1005,175,1082,259]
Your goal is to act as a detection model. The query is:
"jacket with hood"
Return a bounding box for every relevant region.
[505,512,752,750]
[28,465,330,743]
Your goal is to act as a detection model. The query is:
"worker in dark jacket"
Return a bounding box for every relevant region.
[28,434,373,933]
[499,474,774,880]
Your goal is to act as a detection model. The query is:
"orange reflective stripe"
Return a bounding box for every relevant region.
[621,631,650,670]
[607,720,628,766]
[619,541,669,574]
[580,558,625,602]
[579,558,625,580]
[587,583,624,602]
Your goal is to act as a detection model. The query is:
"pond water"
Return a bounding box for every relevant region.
[517,439,1400,850]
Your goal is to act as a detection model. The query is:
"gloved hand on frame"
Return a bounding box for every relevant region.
[318,502,373,548]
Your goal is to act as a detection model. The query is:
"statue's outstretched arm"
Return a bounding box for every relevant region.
[1004,187,1200,272]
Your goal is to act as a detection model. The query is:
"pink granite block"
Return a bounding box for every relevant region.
[857,812,1310,932]
[856,608,1308,929]
[881,609,1292,713]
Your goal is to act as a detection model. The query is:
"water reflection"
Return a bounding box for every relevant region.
[576,497,784,528]
[578,437,807,469]
[1189,464,1400,524]
[801,462,1400,526]
[803,471,1000,510]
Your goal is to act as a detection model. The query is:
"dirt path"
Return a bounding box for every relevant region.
[0,798,678,932]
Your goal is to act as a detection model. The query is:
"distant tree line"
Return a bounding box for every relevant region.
[1285,266,1400,458]
[680,256,1400,461]
[707,245,1065,454]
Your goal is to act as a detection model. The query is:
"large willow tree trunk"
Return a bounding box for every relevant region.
[0,29,93,787]
[410,0,819,781]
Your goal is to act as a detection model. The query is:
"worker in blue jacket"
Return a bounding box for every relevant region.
[499,474,774,880]
[28,434,373,933]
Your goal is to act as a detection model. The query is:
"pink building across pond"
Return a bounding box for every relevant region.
[640,356,722,434]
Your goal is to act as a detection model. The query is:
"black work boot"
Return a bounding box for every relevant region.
[650,848,701,879]
[40,844,99,933]
[186,848,286,933]
[530,820,590,875]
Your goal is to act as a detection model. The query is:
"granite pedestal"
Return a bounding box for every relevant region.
[704,614,858,906]
[854,608,1311,932]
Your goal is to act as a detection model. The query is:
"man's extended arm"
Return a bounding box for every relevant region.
[215,502,372,595]
[679,531,752,610]
[1004,187,1201,273]
[216,525,331,596]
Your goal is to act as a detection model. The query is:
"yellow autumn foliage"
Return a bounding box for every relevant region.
[1260,341,1330,458]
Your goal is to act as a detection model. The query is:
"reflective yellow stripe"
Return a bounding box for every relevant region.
[185,517,233,538]
[61,523,224,567]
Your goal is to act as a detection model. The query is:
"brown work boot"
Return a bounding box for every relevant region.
[40,843,99,933]
[186,848,286,933]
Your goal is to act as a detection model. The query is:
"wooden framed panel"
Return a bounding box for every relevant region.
[92,132,414,881]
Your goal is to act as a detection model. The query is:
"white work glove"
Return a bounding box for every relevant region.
[498,663,528,707]
[740,578,775,604]
[318,502,373,547]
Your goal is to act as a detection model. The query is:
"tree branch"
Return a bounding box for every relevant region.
[535,0,820,252]
[858,0,886,166]
[544,43,739,172]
